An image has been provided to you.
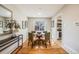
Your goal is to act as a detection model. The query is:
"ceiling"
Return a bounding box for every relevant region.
[4,4,64,17]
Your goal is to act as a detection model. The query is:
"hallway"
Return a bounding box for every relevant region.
[16,40,67,54]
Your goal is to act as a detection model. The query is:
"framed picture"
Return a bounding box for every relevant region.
[35,21,45,31]
[22,21,24,29]
[51,20,54,27]
[75,22,79,26]
[0,21,3,28]
[22,21,28,29]
[25,21,28,28]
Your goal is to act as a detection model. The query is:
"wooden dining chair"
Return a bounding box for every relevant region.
[45,32,51,45]
[28,32,33,46]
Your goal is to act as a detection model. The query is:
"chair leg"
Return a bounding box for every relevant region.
[43,41,47,48]
[28,41,30,46]
[45,43,47,48]
[49,40,51,46]
[31,42,34,48]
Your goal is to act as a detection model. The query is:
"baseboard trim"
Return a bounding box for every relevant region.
[61,44,78,54]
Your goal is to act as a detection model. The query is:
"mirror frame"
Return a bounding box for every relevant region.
[0,4,13,18]
[0,4,13,35]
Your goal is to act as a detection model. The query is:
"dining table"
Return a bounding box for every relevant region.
[32,32,47,48]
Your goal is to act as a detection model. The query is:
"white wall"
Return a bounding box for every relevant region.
[53,5,79,53]
[28,17,51,32]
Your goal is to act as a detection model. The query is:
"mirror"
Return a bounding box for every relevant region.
[0,5,12,35]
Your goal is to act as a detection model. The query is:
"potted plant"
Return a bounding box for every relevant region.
[6,20,20,33]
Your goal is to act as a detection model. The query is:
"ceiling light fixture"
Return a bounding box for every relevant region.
[38,12,41,15]
[37,8,42,16]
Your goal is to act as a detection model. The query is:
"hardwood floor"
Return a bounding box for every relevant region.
[16,40,67,54]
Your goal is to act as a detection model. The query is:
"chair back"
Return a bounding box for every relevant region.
[28,32,33,42]
[45,32,50,42]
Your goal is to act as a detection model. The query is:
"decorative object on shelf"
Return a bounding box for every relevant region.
[57,18,62,40]
[14,22,20,32]
[57,19,62,31]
